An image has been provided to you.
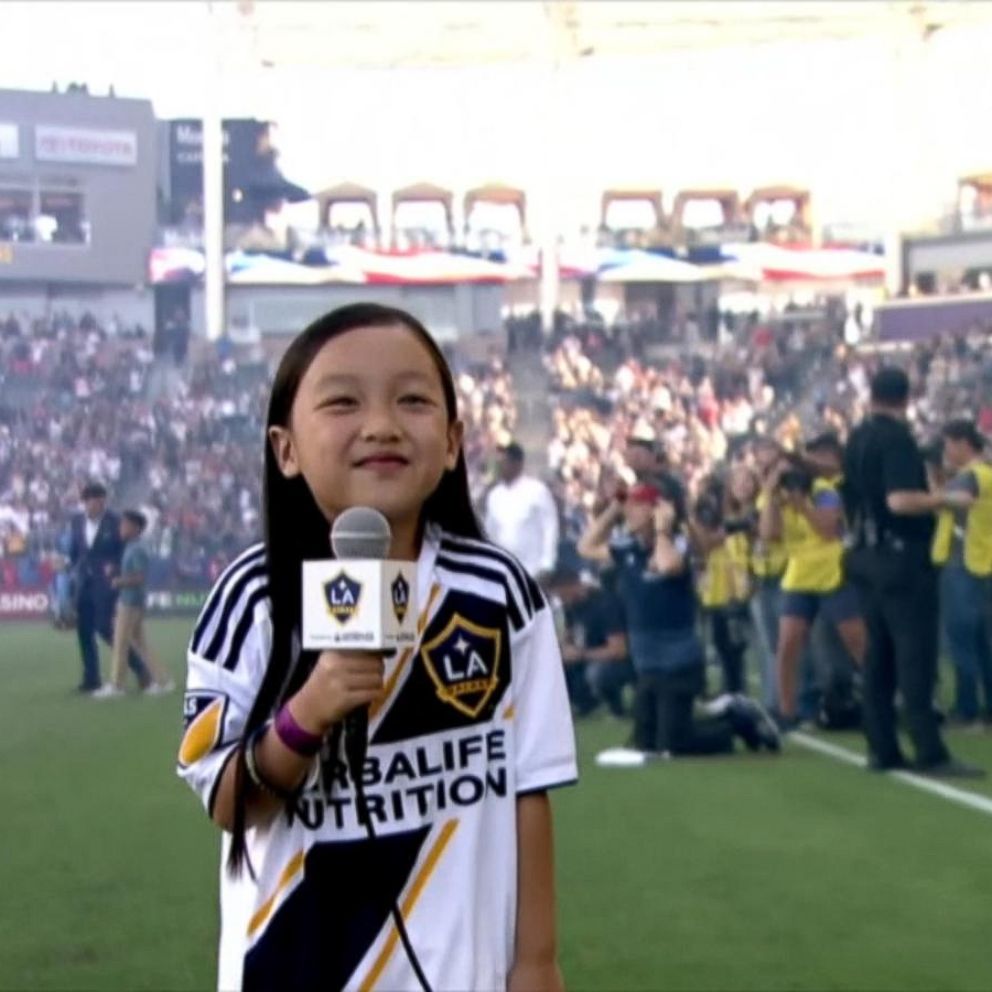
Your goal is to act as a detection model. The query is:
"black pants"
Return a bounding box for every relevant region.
[708,606,748,694]
[565,659,635,716]
[847,550,948,767]
[76,589,151,690]
[632,667,735,755]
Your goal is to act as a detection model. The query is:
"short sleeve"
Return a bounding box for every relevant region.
[177,593,272,817]
[512,608,578,795]
[880,432,924,494]
[949,470,980,499]
[813,487,842,511]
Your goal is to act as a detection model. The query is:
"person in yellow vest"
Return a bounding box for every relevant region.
[751,437,791,712]
[692,469,754,694]
[760,434,867,726]
[932,420,992,726]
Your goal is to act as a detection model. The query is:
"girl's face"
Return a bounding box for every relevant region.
[268,322,463,527]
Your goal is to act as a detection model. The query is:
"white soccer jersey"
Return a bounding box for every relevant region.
[177,525,577,992]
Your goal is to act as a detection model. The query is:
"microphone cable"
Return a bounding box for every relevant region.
[344,719,433,992]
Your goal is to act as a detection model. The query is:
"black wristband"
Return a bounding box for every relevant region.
[244,721,304,802]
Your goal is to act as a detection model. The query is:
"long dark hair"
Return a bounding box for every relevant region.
[228,302,483,873]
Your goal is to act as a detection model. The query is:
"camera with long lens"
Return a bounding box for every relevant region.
[779,468,813,494]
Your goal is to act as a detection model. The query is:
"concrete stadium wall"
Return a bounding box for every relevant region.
[0,88,157,286]
[0,283,154,329]
[906,231,992,278]
[188,282,504,343]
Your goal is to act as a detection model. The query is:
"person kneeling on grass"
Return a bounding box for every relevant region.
[545,564,634,718]
[578,482,780,761]
[92,510,174,698]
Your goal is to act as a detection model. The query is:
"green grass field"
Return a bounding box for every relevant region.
[3,619,992,992]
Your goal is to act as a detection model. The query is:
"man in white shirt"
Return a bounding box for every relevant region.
[484,443,559,579]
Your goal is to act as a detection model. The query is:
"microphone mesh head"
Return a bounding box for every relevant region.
[330,506,392,561]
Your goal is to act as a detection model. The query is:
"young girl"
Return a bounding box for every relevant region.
[178,304,576,992]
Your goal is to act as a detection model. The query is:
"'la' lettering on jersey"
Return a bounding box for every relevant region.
[178,525,577,992]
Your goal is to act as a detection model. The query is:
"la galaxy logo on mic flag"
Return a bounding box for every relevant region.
[390,572,410,624]
[324,572,362,625]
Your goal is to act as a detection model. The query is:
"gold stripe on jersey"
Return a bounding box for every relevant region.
[247,849,306,940]
[369,648,414,721]
[358,818,460,992]
[369,583,443,721]
[178,698,224,768]
[503,704,516,721]
[418,584,443,636]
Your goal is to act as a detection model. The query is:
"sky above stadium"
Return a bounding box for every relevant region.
[4,1,992,235]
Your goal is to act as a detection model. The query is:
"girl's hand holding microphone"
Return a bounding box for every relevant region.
[288,651,385,736]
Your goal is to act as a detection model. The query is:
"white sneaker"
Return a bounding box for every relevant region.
[91,684,126,699]
[144,680,176,696]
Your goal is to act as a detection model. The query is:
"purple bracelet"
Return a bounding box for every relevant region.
[274,704,324,757]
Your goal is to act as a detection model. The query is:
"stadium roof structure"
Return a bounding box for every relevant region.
[19,1,988,79]
[219,1,992,68]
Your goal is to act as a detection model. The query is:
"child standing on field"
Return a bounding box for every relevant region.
[93,510,173,698]
[177,304,577,992]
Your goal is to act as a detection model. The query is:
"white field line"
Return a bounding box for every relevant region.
[791,731,992,818]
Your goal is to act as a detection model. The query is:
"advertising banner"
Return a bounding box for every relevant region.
[0,586,209,621]
[35,125,137,166]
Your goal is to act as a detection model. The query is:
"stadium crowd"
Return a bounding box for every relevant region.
[4,303,992,751]
[538,312,992,763]
[0,309,516,594]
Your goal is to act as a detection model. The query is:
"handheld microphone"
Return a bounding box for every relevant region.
[326,506,434,992]
[329,506,392,777]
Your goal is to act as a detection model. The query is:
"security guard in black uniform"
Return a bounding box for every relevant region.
[842,368,983,778]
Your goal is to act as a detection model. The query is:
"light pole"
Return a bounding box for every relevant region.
[202,0,226,342]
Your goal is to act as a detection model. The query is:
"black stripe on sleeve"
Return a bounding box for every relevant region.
[440,535,544,616]
[198,563,269,660]
[191,545,265,652]
[214,584,271,671]
[434,556,525,631]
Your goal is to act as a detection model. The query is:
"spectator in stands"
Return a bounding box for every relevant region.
[484,442,558,579]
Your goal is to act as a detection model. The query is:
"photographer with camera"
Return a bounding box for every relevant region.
[691,470,755,695]
[545,563,634,719]
[760,434,866,728]
[750,438,792,711]
[930,421,992,728]
[578,482,779,759]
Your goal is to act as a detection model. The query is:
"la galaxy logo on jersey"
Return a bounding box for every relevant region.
[420,614,501,718]
[391,573,410,624]
[324,572,361,625]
